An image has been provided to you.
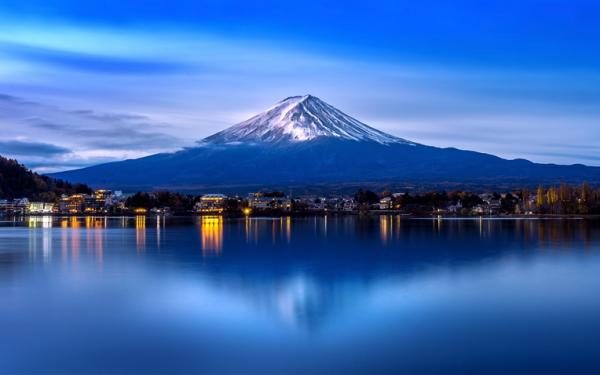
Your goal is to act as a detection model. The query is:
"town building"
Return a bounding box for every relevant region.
[247,193,291,211]
[27,202,55,214]
[0,198,29,215]
[195,194,227,214]
[59,194,86,214]
[447,201,463,213]
[342,199,357,212]
[379,196,393,210]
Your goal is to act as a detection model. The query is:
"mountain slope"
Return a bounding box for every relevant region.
[50,95,600,192]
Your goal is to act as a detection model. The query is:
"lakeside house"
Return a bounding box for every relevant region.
[247,193,292,211]
[194,194,227,214]
[379,196,393,210]
[28,202,55,214]
[0,198,29,215]
[56,190,124,214]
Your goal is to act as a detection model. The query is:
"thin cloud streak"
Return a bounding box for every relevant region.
[0,92,188,172]
[0,41,193,75]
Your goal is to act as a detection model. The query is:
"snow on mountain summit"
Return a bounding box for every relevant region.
[203,95,413,145]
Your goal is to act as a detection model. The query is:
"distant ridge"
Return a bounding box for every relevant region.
[50,95,600,192]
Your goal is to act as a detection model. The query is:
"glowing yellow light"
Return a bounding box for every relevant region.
[136,215,146,252]
[200,216,223,256]
[243,208,252,215]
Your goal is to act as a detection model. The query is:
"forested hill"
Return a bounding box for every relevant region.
[0,156,91,201]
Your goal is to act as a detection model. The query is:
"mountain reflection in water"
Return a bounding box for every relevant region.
[1,216,599,373]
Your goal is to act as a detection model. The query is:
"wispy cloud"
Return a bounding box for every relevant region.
[26,117,179,150]
[0,41,192,75]
[0,92,188,172]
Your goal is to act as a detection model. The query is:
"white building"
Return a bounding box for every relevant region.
[195,194,227,213]
[379,196,393,210]
[27,202,55,214]
[342,199,357,212]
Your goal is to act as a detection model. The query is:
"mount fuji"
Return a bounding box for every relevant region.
[203,95,409,145]
[50,95,600,192]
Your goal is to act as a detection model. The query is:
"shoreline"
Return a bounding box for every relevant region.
[3,212,600,220]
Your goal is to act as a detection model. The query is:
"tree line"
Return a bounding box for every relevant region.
[356,183,600,215]
[534,183,600,215]
[0,156,91,201]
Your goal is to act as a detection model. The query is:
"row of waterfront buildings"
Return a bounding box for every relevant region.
[0,189,545,216]
[196,193,358,213]
[0,190,124,215]
[192,192,535,215]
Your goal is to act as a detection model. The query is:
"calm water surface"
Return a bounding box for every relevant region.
[1,215,600,374]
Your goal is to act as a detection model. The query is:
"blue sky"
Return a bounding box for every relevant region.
[0,0,599,172]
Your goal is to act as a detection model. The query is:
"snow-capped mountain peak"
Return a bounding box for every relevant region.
[203,95,413,145]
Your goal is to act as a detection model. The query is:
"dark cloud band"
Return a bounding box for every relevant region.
[0,140,71,156]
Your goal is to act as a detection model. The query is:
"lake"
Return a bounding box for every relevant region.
[1,215,599,374]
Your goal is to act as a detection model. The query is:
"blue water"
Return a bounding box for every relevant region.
[1,216,599,374]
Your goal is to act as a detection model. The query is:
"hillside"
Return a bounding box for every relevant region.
[0,156,91,201]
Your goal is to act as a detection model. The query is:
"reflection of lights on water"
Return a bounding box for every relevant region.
[71,219,80,262]
[136,215,146,252]
[28,216,53,228]
[156,215,162,249]
[71,217,80,229]
[243,217,292,244]
[95,223,104,264]
[52,216,107,264]
[61,223,68,262]
[201,216,223,256]
[380,215,389,245]
[435,215,442,232]
[42,226,52,262]
[245,216,251,243]
[27,217,53,261]
[380,215,401,244]
[479,216,483,238]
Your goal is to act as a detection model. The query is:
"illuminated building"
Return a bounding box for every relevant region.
[59,194,86,214]
[379,197,392,210]
[195,194,227,214]
[94,189,112,203]
[247,193,292,211]
[84,195,99,213]
[27,202,56,214]
[94,189,113,212]
[0,198,29,215]
[55,190,120,214]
